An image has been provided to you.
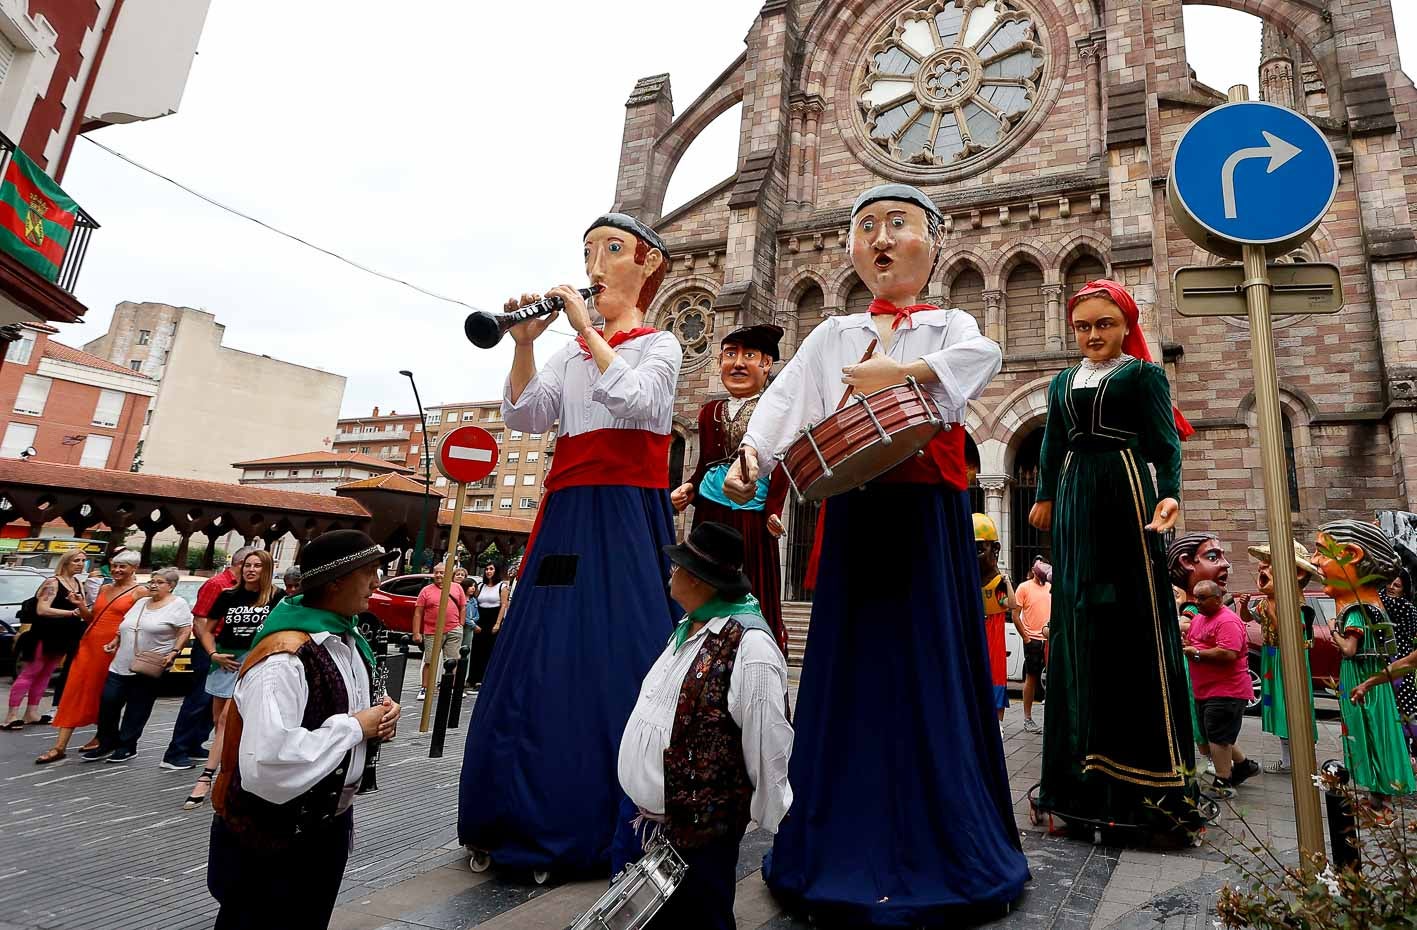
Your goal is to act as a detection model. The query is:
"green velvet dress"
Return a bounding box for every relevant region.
[1337,603,1416,795]
[1036,358,1199,830]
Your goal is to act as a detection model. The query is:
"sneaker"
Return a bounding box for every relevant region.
[418,688,427,702]
[1209,777,1236,799]
[187,751,209,763]
[1203,758,1216,776]
[1264,759,1291,774]
[80,747,113,763]
[1022,718,1042,734]
[106,749,136,764]
[160,758,195,771]
[1230,758,1261,786]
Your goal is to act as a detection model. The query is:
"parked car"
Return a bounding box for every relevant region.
[364,573,435,642]
[0,567,54,679]
[1239,593,1341,714]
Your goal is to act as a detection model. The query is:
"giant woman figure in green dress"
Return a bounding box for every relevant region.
[1029,280,1200,834]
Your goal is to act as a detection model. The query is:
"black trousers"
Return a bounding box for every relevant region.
[646,832,741,930]
[208,809,353,929]
[95,672,161,753]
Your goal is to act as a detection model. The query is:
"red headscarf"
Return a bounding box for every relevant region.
[1067,279,1195,441]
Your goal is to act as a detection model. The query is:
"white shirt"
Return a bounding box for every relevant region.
[476,581,505,609]
[617,619,794,834]
[742,309,1002,470]
[502,330,683,437]
[111,597,192,676]
[232,631,371,805]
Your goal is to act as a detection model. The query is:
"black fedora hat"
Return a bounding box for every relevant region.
[663,522,753,600]
[298,530,393,590]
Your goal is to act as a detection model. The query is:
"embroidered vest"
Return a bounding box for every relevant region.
[212,631,358,847]
[663,614,773,849]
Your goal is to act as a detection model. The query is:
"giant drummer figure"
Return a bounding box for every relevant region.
[726,183,1029,924]
[459,212,683,878]
[671,323,789,652]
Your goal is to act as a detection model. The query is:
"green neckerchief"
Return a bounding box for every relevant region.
[671,594,762,653]
[249,594,375,668]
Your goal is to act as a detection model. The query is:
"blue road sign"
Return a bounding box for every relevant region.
[1171,100,1338,248]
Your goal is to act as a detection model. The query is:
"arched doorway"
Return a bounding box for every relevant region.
[1010,429,1051,574]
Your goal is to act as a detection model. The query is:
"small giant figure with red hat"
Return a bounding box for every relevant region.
[1027,279,1200,836]
[671,323,789,652]
[726,183,1027,924]
[459,213,683,877]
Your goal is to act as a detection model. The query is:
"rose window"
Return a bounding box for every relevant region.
[857,0,1046,168]
[660,291,714,368]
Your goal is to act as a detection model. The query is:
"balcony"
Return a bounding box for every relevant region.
[335,429,410,443]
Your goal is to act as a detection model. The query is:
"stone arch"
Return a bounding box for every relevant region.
[646,274,719,327]
[1178,1,1344,112]
[946,261,988,333]
[645,55,747,220]
[791,279,829,357]
[997,242,1056,289]
[934,249,992,293]
[1000,248,1050,357]
[781,267,831,354]
[844,275,874,317]
[1235,385,1319,519]
[993,377,1056,468]
[1055,232,1112,280]
[823,259,860,310]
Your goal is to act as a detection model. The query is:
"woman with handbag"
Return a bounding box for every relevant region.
[83,567,193,763]
[5,549,91,730]
[36,549,146,764]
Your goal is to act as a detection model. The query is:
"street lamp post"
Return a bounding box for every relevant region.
[399,370,434,573]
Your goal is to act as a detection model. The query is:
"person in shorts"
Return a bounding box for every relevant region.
[1014,558,1051,734]
[1183,581,1259,797]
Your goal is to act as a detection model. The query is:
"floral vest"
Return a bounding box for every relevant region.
[212,631,358,847]
[663,614,775,849]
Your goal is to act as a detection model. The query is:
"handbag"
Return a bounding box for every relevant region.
[127,603,170,679]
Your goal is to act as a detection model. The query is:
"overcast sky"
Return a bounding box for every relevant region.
[57,2,1416,421]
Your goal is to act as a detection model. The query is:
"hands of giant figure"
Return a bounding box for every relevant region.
[724,446,760,505]
[670,482,696,513]
[1144,498,1180,533]
[840,352,905,396]
[767,514,785,538]
[1028,501,1052,532]
[545,284,595,335]
[506,293,559,345]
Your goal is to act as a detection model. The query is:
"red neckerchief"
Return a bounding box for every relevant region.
[868,298,935,331]
[577,326,658,358]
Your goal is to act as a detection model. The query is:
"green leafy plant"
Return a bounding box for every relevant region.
[148,543,227,572]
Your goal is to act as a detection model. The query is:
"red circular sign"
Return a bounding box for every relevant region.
[436,426,500,484]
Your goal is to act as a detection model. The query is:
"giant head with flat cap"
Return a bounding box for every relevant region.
[848,183,945,309]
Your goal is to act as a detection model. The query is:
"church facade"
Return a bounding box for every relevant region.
[610,0,1417,596]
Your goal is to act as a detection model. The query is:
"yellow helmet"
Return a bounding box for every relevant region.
[973,513,999,543]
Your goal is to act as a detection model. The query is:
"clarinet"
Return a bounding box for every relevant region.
[358,628,392,795]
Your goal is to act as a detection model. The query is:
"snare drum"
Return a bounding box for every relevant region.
[780,377,944,501]
[569,834,688,930]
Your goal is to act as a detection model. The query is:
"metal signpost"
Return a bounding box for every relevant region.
[1168,87,1340,860]
[419,425,500,734]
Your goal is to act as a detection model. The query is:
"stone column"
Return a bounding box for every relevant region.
[800,96,824,208]
[787,96,806,206]
[978,475,1010,575]
[1077,33,1105,161]
[1042,284,1065,351]
[983,290,1006,353]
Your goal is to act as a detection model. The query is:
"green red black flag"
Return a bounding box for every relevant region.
[0,148,77,283]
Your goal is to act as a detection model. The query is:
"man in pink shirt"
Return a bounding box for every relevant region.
[1183,581,1259,797]
[414,563,467,702]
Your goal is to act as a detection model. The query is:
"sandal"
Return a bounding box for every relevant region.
[184,768,217,810]
[78,740,101,753]
[2,720,24,731]
[35,748,66,765]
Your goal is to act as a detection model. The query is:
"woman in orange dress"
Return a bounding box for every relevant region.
[36,549,147,764]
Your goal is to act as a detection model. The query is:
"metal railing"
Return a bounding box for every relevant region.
[0,133,100,294]
[335,429,410,443]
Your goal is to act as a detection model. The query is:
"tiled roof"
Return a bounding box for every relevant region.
[336,473,438,495]
[0,459,371,518]
[436,509,535,534]
[232,451,413,472]
[42,341,154,379]
[20,321,59,335]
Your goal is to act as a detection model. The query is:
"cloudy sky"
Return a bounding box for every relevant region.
[57,2,1417,420]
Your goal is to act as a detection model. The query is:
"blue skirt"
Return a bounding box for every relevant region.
[458,485,679,873]
[764,484,1029,925]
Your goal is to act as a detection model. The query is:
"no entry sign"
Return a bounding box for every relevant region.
[436,426,500,484]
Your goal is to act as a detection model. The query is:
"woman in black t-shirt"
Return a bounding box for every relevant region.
[185,550,282,809]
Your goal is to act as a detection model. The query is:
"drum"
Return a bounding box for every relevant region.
[568,834,688,930]
[780,377,944,501]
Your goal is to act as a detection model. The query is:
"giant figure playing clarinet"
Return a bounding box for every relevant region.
[726,184,1028,925]
[459,213,682,877]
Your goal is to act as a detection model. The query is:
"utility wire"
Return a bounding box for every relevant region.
[79,135,581,339]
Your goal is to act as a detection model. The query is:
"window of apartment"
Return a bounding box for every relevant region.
[360,446,370,454]
[445,499,455,510]
[526,451,540,463]
[523,474,536,486]
[314,468,325,477]
[363,426,375,433]
[520,498,536,510]
[129,360,142,372]
[507,452,519,463]
[413,422,422,432]
[13,374,51,416]
[91,389,124,428]
[136,330,151,346]
[499,498,512,510]
[264,469,276,477]
[161,351,170,365]
[380,446,389,455]
[0,422,36,458]
[503,474,516,486]
[530,433,543,440]
[8,332,34,365]
[485,409,501,422]
[288,469,300,477]
[510,430,523,440]
[79,435,112,469]
[462,412,477,421]
[444,412,456,423]
[410,445,420,456]
[435,476,447,488]
[473,498,492,512]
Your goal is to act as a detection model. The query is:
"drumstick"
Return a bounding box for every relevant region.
[836,339,878,410]
[738,448,750,483]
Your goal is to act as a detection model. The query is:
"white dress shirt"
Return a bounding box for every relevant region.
[502,330,683,437]
[618,619,794,834]
[742,309,1002,470]
[232,632,371,805]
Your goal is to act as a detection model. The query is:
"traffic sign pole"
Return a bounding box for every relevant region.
[1227,84,1324,860]
[420,479,468,734]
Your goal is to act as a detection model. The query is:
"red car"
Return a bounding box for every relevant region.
[362,573,436,640]
[1238,594,1341,714]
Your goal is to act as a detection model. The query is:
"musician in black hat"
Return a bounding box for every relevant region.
[612,522,793,930]
[671,323,790,651]
[207,529,400,929]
